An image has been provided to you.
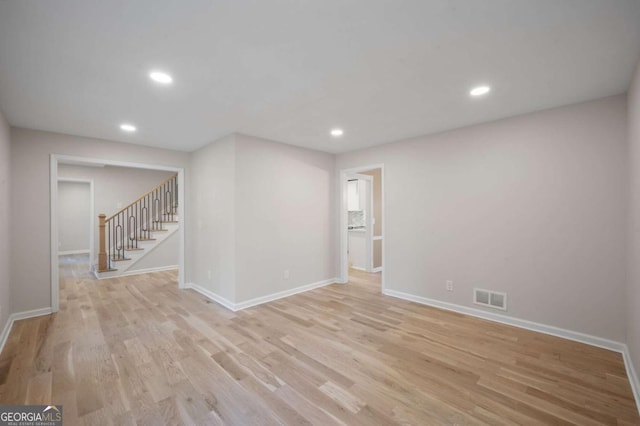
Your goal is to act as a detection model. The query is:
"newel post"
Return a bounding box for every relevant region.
[98,214,107,272]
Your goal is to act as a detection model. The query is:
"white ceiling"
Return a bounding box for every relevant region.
[1,0,639,154]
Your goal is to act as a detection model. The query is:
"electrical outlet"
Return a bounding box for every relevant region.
[446,280,454,292]
[284,269,290,280]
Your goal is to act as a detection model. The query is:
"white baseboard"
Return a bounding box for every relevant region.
[351,266,367,272]
[0,307,54,355]
[184,283,236,311]
[58,250,90,256]
[185,278,337,312]
[383,289,624,352]
[372,266,383,273]
[234,278,337,310]
[622,346,640,415]
[96,265,178,280]
[383,288,640,414]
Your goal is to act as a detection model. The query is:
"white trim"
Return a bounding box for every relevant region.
[11,307,53,322]
[339,164,385,289]
[350,266,367,272]
[184,283,236,311]
[235,278,336,310]
[55,155,179,172]
[372,266,383,273]
[186,278,337,312]
[50,156,59,312]
[382,288,625,352]
[0,319,10,355]
[383,288,640,413]
[177,170,185,289]
[0,308,53,355]
[58,250,90,256]
[96,265,178,280]
[621,346,640,415]
[51,154,186,311]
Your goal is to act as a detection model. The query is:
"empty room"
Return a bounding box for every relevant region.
[1,1,640,424]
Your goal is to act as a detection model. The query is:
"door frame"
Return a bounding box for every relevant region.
[50,154,186,312]
[339,163,385,290]
[57,178,95,264]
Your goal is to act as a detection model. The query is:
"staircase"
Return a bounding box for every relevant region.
[96,173,178,278]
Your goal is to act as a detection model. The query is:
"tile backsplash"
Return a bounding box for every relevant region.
[348,210,365,228]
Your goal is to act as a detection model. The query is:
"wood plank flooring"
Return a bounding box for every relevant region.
[0,256,638,425]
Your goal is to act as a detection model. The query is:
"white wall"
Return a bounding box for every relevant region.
[0,109,10,332]
[627,58,640,380]
[57,164,176,266]
[337,95,628,341]
[234,134,335,303]
[187,133,335,304]
[57,181,90,253]
[188,134,236,301]
[129,231,179,272]
[10,128,189,313]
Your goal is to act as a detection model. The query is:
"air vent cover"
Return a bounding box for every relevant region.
[474,288,507,311]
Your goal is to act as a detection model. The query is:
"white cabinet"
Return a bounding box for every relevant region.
[348,231,367,270]
[347,179,368,212]
[347,180,359,211]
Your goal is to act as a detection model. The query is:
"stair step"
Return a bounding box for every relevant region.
[111,257,131,262]
[137,238,157,241]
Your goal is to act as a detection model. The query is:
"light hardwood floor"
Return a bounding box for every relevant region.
[0,256,638,425]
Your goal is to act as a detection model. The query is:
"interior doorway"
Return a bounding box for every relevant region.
[50,155,185,313]
[339,164,384,289]
[57,178,94,274]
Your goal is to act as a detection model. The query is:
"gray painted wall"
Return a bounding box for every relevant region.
[337,95,628,341]
[188,134,236,301]
[187,133,336,304]
[57,181,91,253]
[234,134,335,303]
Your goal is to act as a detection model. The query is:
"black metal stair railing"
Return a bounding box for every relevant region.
[98,173,178,272]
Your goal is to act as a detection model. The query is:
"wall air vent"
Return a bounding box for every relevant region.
[474,288,507,311]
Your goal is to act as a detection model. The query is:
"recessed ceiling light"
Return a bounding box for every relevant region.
[120,123,137,132]
[330,128,344,137]
[470,85,491,97]
[149,71,173,84]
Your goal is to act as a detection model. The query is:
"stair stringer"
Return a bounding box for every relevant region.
[95,220,179,279]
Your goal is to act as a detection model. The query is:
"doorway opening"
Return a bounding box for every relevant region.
[50,155,185,312]
[57,178,94,276]
[339,164,384,290]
